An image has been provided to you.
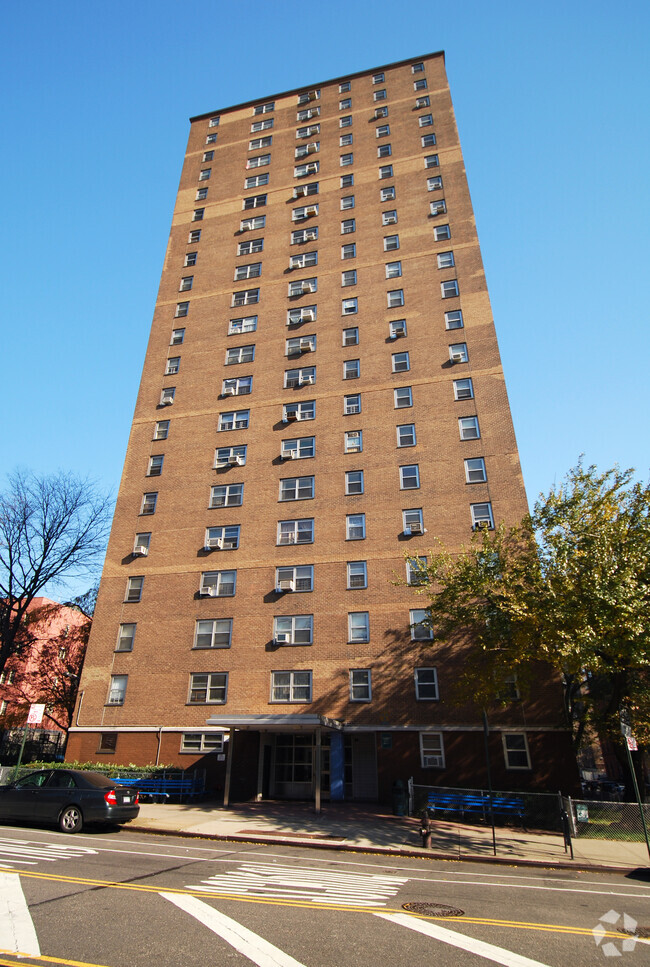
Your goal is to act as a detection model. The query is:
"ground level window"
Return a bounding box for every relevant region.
[180,733,225,754]
[502,732,531,769]
[419,732,445,768]
[97,734,117,753]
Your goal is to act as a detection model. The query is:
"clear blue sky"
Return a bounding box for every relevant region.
[2,0,649,521]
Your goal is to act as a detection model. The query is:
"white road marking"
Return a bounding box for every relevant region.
[0,871,40,957]
[0,836,96,869]
[161,891,306,967]
[376,912,552,967]
[185,863,408,907]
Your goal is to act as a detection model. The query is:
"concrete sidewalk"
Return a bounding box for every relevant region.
[128,800,650,873]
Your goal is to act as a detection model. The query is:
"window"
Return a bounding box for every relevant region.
[453,378,474,401]
[292,204,319,222]
[410,611,432,642]
[394,386,413,408]
[416,96,430,108]
[281,435,315,460]
[241,215,266,231]
[188,673,228,704]
[340,133,353,147]
[293,182,319,200]
[379,165,393,179]
[339,115,352,128]
[421,133,437,148]
[210,484,244,508]
[221,376,252,396]
[419,114,433,127]
[288,277,317,297]
[459,416,480,440]
[279,476,314,501]
[374,105,388,118]
[229,315,257,335]
[205,525,240,550]
[441,280,459,298]
[342,327,358,346]
[208,116,220,127]
[415,668,439,699]
[445,309,463,330]
[175,302,189,318]
[296,124,321,139]
[396,424,416,447]
[376,124,390,138]
[198,163,211,178]
[170,328,185,346]
[274,614,313,645]
[200,570,236,597]
[214,446,247,468]
[125,576,143,602]
[181,733,224,754]
[412,61,424,73]
[348,612,369,643]
[238,239,264,258]
[254,101,274,115]
[251,118,273,132]
[98,733,117,753]
[116,623,136,652]
[295,161,320,177]
[414,77,428,91]
[278,518,313,545]
[377,143,392,158]
[247,153,271,168]
[184,251,197,267]
[340,173,354,188]
[380,186,396,202]
[342,298,358,315]
[194,619,232,649]
[344,393,361,415]
[465,458,487,484]
[407,556,427,585]
[373,71,385,83]
[291,227,319,244]
[153,420,169,441]
[374,89,387,101]
[424,153,439,169]
[276,565,313,593]
[400,465,420,490]
[345,470,364,494]
[147,454,164,476]
[284,366,315,388]
[340,153,354,167]
[249,135,272,149]
[286,335,316,356]
[340,195,355,211]
[420,733,445,768]
[347,560,367,589]
[385,261,402,279]
[471,502,494,530]
[503,733,531,770]
[205,133,217,144]
[427,175,443,192]
[297,106,320,121]
[341,243,356,260]
[141,492,157,515]
[339,81,351,93]
[384,234,399,251]
[289,251,318,269]
[449,343,468,363]
[232,288,259,306]
[271,670,312,703]
[244,173,269,190]
[434,225,451,243]
[192,208,204,221]
[282,400,315,422]
[389,319,407,339]
[382,210,398,225]
[195,188,208,201]
[165,357,180,375]
[339,97,352,109]
[295,142,319,159]
[107,675,127,706]
[430,199,446,216]
[188,230,201,243]
[344,430,362,453]
[218,409,250,431]
[392,351,410,372]
[342,358,359,380]
[341,219,356,234]
[403,508,424,536]
[437,251,455,269]
[346,514,365,540]
[242,194,266,210]
[350,669,371,702]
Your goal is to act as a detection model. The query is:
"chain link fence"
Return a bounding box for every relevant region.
[409,781,563,831]
[567,798,650,843]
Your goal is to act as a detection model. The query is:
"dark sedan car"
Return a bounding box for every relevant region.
[0,769,139,833]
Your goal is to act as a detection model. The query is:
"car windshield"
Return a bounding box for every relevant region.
[16,772,50,788]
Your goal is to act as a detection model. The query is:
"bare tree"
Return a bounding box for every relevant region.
[0,470,112,677]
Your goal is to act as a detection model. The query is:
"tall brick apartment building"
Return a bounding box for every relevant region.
[67,52,577,802]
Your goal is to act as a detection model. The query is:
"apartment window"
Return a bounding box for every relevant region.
[340,133,353,147]
[372,71,385,83]
[195,188,208,201]
[347,561,367,589]
[343,359,360,380]
[238,240,263,260]
[278,518,313,545]
[407,556,427,585]
[441,280,459,298]
[459,416,480,440]
[382,210,397,225]
[344,430,362,453]
[153,420,169,441]
[471,502,494,530]
[291,227,319,244]
[242,194,266,210]
[251,118,273,132]
[379,165,393,179]
[107,675,127,706]
[385,261,402,279]
[214,446,246,468]
[377,143,392,158]
[188,673,228,704]
[294,181,320,200]
[296,124,321,139]
[340,173,354,188]
[289,251,318,269]
[181,733,224,754]
[200,570,236,597]
[205,133,217,143]
[218,410,250,431]
[340,195,355,211]
[400,465,420,490]
[384,234,399,251]
[342,298,358,315]
[276,565,314,593]
[380,186,396,202]
[339,97,352,109]
[341,219,356,234]
[396,424,416,447]
[437,251,455,269]
[434,226,451,245]
[279,476,314,501]
[339,153,353,168]
[342,327,359,346]
[289,278,317,298]
[389,319,407,339]
[188,230,201,243]
[192,209,204,221]
[427,176,443,192]
[286,335,316,356]
[116,623,136,652]
[194,619,232,649]
[205,525,240,550]
[376,124,390,138]
[416,96,431,108]
[295,142,320,159]
[147,455,164,477]
[374,89,387,101]
[232,289,259,306]
[419,114,433,127]
[241,215,266,231]
[423,152,439,168]
[247,153,271,168]
[184,251,197,267]
[339,115,352,128]
[410,611,433,642]
[179,275,193,293]
[294,161,319,177]
[244,173,269,190]
[348,612,369,643]
[421,133,437,148]
[403,508,424,537]
[125,576,144,603]
[394,386,412,408]
[341,243,356,260]
[442,311,462,332]
[449,343,468,363]
[274,615,313,645]
[346,514,365,540]
[97,733,117,753]
[141,493,157,515]
[344,394,361,415]
[208,116,220,127]
[210,484,243,508]
[165,357,180,375]
[430,199,446,216]
[254,101,274,115]
[222,376,252,396]
[453,378,474,401]
[283,400,315,422]
[350,670,371,702]
[465,458,487,484]
[502,733,531,769]
[297,106,320,121]
[229,315,257,335]
[249,135,272,149]
[292,204,319,222]
[339,81,351,92]
[175,302,189,318]
[414,77,428,91]
[392,351,410,372]
[270,670,312,703]
[287,305,316,325]
[345,470,364,494]
[199,163,212,179]
[281,436,315,462]
[374,105,388,118]
[420,733,445,768]
[415,668,439,700]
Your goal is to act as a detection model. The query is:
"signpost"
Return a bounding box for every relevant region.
[11,704,46,782]
[620,708,650,860]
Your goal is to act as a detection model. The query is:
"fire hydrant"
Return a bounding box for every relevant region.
[420,809,432,848]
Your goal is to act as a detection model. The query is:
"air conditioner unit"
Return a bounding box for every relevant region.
[306,143,317,153]
[275,633,291,643]
[304,229,317,240]
[450,353,464,363]
[294,187,306,198]
[223,386,236,395]
[403,526,412,536]
[306,164,318,174]
[302,310,315,321]
[301,282,313,293]
[133,545,149,556]
[300,340,312,351]
[389,332,398,340]
[287,450,298,459]
[227,455,239,465]
[305,206,317,216]
[473,521,490,531]
[299,375,314,385]
[277,580,294,592]
[161,395,174,405]
[385,215,397,224]
[205,538,224,550]
[285,411,298,421]
[409,522,424,534]
[199,586,217,596]
[423,755,444,768]
[307,91,317,101]
[348,445,361,452]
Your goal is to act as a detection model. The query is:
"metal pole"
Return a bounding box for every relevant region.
[482,710,497,856]
[314,728,322,815]
[11,726,30,783]
[625,742,650,861]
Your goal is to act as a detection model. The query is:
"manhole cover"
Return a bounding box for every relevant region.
[402,901,464,917]
[620,927,650,939]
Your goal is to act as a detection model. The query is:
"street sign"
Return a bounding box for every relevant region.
[627,735,638,751]
[576,804,589,822]
[27,704,46,725]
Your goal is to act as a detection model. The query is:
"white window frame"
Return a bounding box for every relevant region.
[459,416,480,440]
[503,733,531,770]
[279,476,315,501]
[465,458,487,484]
[342,298,358,315]
[394,386,413,408]
[234,262,262,281]
[229,315,257,335]
[116,623,136,652]
[471,502,494,530]
[188,672,228,705]
[210,484,244,508]
[441,280,460,299]
[420,732,445,768]
[140,493,157,515]
[270,670,312,703]
[153,421,169,441]
[349,669,371,702]
[231,288,260,307]
[343,394,361,415]
[217,410,250,431]
[204,525,240,551]
[221,376,252,397]
[344,430,362,454]
[348,612,369,643]
[274,615,313,645]
[445,310,463,329]
[449,343,468,363]
[180,733,225,754]
[199,570,236,597]
[346,514,366,540]
[347,560,367,589]
[410,612,433,642]
[345,470,364,494]
[280,436,315,460]
[400,464,420,490]
[453,378,474,401]
[437,251,455,269]
[275,565,314,593]
[240,215,266,231]
[282,400,315,423]
[107,675,127,706]
[343,359,360,379]
[214,445,247,469]
[226,345,255,365]
[396,424,416,447]
[403,508,424,536]
[194,619,233,649]
[277,518,314,545]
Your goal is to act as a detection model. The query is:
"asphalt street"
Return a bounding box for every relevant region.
[0,824,648,967]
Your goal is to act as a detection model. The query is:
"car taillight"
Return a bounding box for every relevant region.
[104,789,118,805]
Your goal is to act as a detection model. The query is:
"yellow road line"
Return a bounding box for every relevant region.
[0,951,112,967]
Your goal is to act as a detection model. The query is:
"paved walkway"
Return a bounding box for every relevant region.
[128,800,650,873]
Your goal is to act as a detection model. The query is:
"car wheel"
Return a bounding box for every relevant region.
[59,805,83,833]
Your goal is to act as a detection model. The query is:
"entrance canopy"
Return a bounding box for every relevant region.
[205,714,344,732]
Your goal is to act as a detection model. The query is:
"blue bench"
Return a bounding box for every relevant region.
[111,775,205,802]
[427,792,524,824]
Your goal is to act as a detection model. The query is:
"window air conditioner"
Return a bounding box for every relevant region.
[305,206,317,216]
[306,143,317,153]
[423,755,443,768]
[275,633,291,643]
[450,353,464,363]
[285,411,298,421]
[409,522,424,534]
[205,537,224,550]
[307,91,317,101]
[299,374,314,385]
[473,521,490,531]
[294,187,306,198]
[304,229,317,240]
[161,395,174,405]
[133,545,149,556]
[300,340,312,351]
[301,282,314,293]
[223,386,237,395]
[302,309,315,321]
[227,455,240,465]
[385,215,397,224]
[199,586,217,596]
[306,163,318,174]
[403,526,412,536]
[277,580,295,592]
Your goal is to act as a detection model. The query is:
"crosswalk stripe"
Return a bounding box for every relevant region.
[0,871,40,957]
